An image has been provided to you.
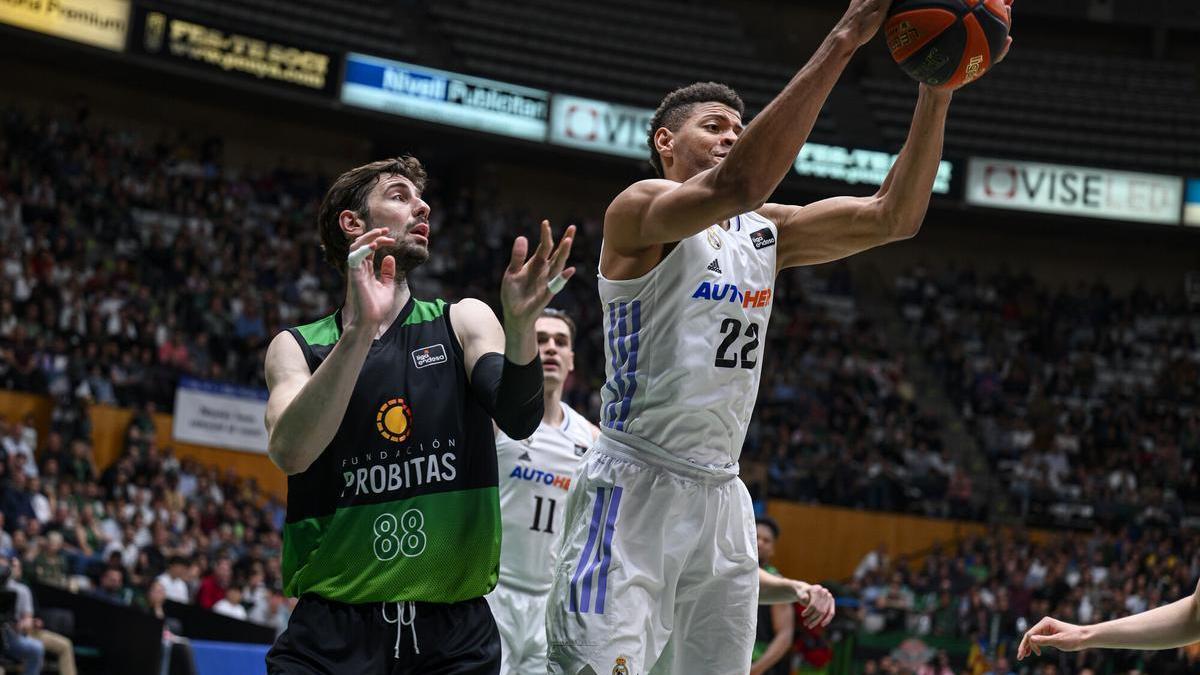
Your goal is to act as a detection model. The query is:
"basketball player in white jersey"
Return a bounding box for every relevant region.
[488,308,598,674]
[545,0,1013,672]
[493,311,829,673]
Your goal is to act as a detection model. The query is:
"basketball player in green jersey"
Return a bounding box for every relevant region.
[263,156,575,674]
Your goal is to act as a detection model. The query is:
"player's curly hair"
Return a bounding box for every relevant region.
[317,156,428,275]
[647,82,745,177]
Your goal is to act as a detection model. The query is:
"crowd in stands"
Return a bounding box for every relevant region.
[745,266,964,518]
[0,102,959,520]
[0,409,291,669]
[842,526,1200,675]
[4,100,1200,673]
[898,266,1200,529]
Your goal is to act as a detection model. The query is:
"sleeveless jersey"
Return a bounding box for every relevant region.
[495,402,594,594]
[280,298,500,604]
[597,211,778,470]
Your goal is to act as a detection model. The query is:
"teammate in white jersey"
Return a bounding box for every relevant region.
[488,308,598,674]
[546,1,1014,673]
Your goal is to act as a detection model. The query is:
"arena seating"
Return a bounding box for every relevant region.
[896,265,1200,529]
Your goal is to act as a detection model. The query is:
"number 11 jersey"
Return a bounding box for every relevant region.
[495,402,595,594]
[597,211,778,470]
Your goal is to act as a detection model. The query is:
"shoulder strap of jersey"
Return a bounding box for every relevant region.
[441,300,465,365]
[287,310,342,373]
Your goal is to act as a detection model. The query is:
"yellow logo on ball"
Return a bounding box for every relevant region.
[376,398,413,442]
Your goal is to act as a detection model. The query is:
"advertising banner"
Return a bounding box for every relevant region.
[130,8,335,95]
[1184,179,1200,227]
[549,95,652,159]
[342,52,549,142]
[0,0,129,51]
[172,378,269,454]
[794,143,955,195]
[966,158,1183,225]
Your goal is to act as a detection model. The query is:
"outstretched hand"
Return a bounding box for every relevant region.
[345,227,398,331]
[501,220,576,327]
[995,0,1015,65]
[795,581,836,629]
[839,0,892,48]
[1017,616,1088,660]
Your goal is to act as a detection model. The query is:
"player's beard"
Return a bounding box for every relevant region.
[367,216,430,274]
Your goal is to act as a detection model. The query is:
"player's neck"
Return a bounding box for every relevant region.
[542,387,564,427]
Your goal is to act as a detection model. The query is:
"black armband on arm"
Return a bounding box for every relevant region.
[470,352,544,440]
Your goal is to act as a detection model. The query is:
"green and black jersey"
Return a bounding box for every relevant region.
[281,298,500,604]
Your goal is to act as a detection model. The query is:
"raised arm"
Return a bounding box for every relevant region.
[1018,581,1200,659]
[265,228,397,475]
[604,0,891,252]
[764,84,952,271]
[452,221,574,440]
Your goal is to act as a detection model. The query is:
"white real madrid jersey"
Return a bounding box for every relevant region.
[495,401,595,594]
[597,210,778,470]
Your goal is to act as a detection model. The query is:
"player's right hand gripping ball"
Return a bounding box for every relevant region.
[885,0,1010,89]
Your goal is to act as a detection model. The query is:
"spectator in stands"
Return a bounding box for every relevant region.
[250,587,292,638]
[8,557,75,675]
[196,557,231,610]
[0,515,11,558]
[156,556,191,605]
[92,567,133,605]
[28,531,68,588]
[0,424,32,479]
[855,543,890,581]
[212,585,247,621]
[145,579,198,675]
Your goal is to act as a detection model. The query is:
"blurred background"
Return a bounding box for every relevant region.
[0,0,1199,673]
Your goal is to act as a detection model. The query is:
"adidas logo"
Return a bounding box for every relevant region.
[706,259,722,274]
[518,450,532,462]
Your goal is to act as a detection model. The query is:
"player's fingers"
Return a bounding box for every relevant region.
[350,227,390,250]
[548,225,576,277]
[549,233,576,277]
[379,255,396,286]
[533,219,553,261]
[996,36,1013,64]
[507,236,528,275]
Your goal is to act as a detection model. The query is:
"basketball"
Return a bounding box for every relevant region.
[885,0,1011,89]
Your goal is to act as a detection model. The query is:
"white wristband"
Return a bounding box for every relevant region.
[347,246,372,269]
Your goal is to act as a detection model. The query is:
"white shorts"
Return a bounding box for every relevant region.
[486,582,549,675]
[545,437,759,675]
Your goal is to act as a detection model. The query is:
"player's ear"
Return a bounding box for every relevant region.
[653,127,674,164]
[339,209,365,237]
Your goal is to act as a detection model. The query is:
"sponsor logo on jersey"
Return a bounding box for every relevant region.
[376,398,413,442]
[705,227,722,249]
[706,258,722,274]
[691,281,772,308]
[613,656,630,675]
[573,443,589,457]
[411,343,447,369]
[750,227,776,249]
[341,452,458,497]
[509,464,572,491]
[518,450,532,462]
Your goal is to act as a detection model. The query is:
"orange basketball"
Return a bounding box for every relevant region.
[885,0,1010,89]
